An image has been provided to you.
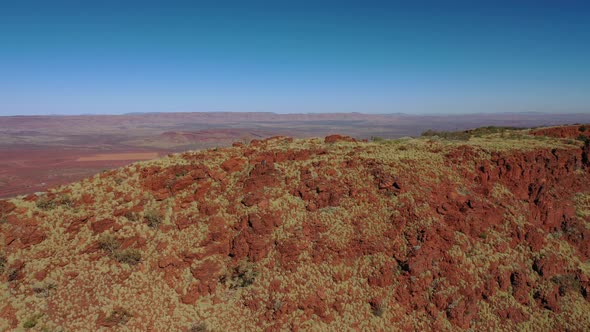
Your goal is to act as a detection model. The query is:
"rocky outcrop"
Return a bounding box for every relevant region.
[1,131,589,331]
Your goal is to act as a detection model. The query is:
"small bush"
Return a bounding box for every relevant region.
[113,249,142,265]
[98,234,141,265]
[105,308,132,326]
[32,282,57,298]
[124,211,139,222]
[551,274,582,296]
[421,126,522,140]
[36,197,56,210]
[222,261,257,289]
[98,234,120,253]
[370,300,385,317]
[579,125,587,132]
[189,322,209,332]
[23,314,43,329]
[8,268,19,281]
[144,210,163,228]
[0,255,6,273]
[57,195,74,208]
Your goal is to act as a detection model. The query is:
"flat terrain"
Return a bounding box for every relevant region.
[76,152,160,162]
[1,112,589,198]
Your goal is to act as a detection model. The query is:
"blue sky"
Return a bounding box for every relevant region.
[0,1,589,115]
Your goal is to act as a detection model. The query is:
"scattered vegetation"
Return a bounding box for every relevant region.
[98,233,121,253]
[189,322,209,332]
[35,195,73,210]
[104,308,132,326]
[552,274,583,296]
[8,268,20,282]
[144,210,163,228]
[222,261,257,289]
[370,136,384,142]
[32,282,57,298]
[2,128,589,330]
[23,314,43,329]
[421,126,523,140]
[113,249,142,265]
[370,300,385,317]
[36,197,56,210]
[98,234,142,265]
[124,211,139,222]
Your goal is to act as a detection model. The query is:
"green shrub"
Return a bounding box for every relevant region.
[222,261,257,289]
[23,314,43,329]
[113,249,142,265]
[421,126,523,140]
[551,274,582,296]
[36,197,56,210]
[105,308,132,325]
[189,322,209,332]
[123,211,139,222]
[144,210,163,228]
[0,255,5,273]
[57,195,74,208]
[98,234,120,253]
[98,234,141,265]
[370,300,385,317]
[32,282,57,298]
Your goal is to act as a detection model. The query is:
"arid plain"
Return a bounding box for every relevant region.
[2,112,589,198]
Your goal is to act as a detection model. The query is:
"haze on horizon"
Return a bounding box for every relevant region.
[0,1,589,116]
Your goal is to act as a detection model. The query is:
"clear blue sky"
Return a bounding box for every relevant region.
[1,0,589,115]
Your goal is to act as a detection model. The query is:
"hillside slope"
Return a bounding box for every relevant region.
[1,127,590,331]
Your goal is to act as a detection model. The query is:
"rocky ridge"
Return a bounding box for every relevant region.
[1,126,589,331]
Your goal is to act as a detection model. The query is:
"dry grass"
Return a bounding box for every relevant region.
[0,127,588,331]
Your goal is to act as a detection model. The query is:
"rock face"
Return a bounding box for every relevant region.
[0,129,590,331]
[530,124,590,139]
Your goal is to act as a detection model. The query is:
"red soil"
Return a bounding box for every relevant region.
[0,147,160,198]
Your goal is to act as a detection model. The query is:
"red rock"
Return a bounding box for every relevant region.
[242,193,263,207]
[530,124,590,138]
[276,238,306,272]
[3,218,46,248]
[175,217,194,230]
[221,157,247,173]
[90,218,120,233]
[198,201,219,216]
[194,181,212,201]
[171,177,194,193]
[158,255,183,268]
[154,188,170,201]
[0,303,18,329]
[34,268,48,281]
[191,260,221,281]
[324,134,356,143]
[0,200,16,216]
[367,262,396,287]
